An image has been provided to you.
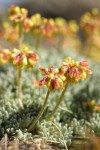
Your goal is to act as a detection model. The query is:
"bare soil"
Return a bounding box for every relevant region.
[0,135,61,150]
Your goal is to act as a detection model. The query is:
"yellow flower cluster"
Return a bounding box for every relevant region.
[23,18,33,32]
[0,49,11,64]
[2,6,32,43]
[60,57,92,83]
[55,18,79,36]
[2,5,79,43]
[3,22,19,43]
[80,8,100,62]
[11,47,39,69]
[31,14,58,38]
[31,16,78,38]
[80,8,100,36]
[31,13,42,34]
[40,18,58,38]
[39,57,92,91]
[9,5,28,23]
[39,66,66,91]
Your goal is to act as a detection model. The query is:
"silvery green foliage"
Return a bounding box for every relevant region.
[2,100,41,134]
[0,48,100,141]
[16,129,33,141]
[38,120,73,147]
[70,119,87,137]
[0,66,15,91]
[89,113,100,136]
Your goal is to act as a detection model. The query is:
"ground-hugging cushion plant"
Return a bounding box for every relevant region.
[0,47,100,149]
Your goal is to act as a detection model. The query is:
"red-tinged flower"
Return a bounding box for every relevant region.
[9,5,28,23]
[40,66,59,75]
[40,68,49,75]
[39,76,49,86]
[0,49,11,64]
[27,52,39,68]
[31,14,43,35]
[31,14,42,26]
[55,18,78,37]
[79,61,92,74]
[60,57,92,83]
[33,79,40,87]
[79,61,89,66]
[3,23,19,43]
[80,8,100,36]
[50,78,61,91]
[41,18,58,38]
[39,66,66,91]
[23,18,33,32]
[11,47,39,69]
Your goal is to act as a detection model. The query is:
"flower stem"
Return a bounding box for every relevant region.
[17,68,21,98]
[17,22,23,108]
[28,90,50,132]
[50,121,68,150]
[46,84,68,121]
[35,35,40,51]
[19,22,23,49]
[17,68,23,108]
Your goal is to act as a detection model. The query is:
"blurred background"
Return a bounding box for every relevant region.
[1,0,100,61]
[0,0,100,20]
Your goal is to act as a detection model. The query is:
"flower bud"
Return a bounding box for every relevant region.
[22,57,27,66]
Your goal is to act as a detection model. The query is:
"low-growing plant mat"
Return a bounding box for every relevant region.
[0,48,100,149]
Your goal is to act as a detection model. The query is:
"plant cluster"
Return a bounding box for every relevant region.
[1,5,80,51]
[0,5,100,149]
[1,48,100,148]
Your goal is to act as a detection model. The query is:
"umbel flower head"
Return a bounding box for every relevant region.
[55,18,78,36]
[11,47,39,69]
[3,22,19,43]
[39,66,66,91]
[40,18,58,38]
[23,18,33,32]
[59,57,92,83]
[31,14,58,37]
[80,8,100,36]
[0,49,11,64]
[9,5,28,23]
[31,13,42,26]
[31,14,43,35]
